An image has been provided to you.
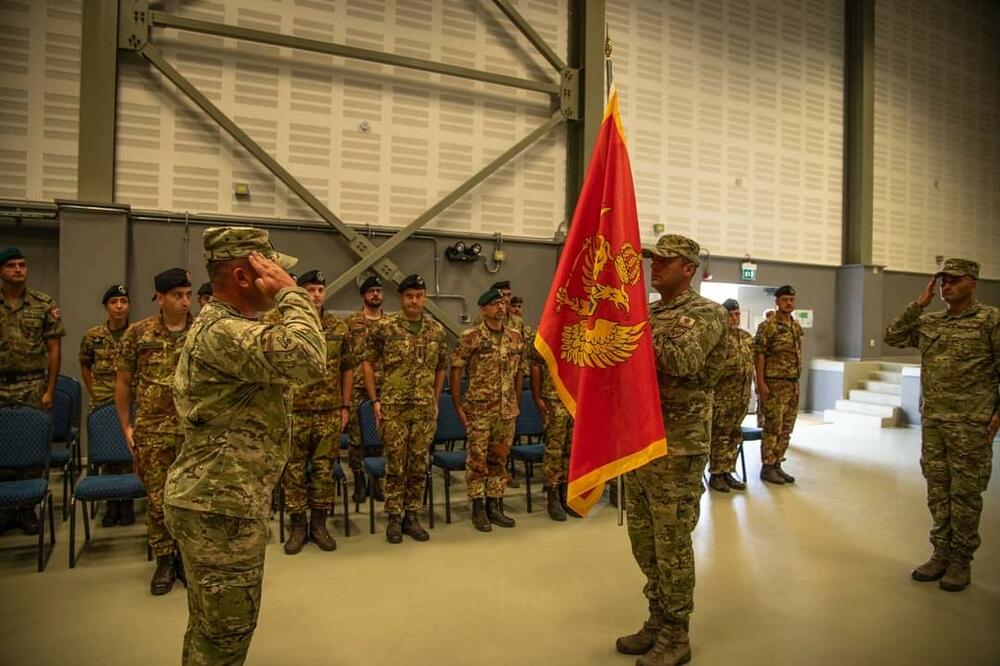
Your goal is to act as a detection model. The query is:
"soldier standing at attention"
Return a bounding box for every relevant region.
[280,269,353,555]
[363,274,447,544]
[165,227,325,664]
[884,258,999,592]
[754,285,803,485]
[616,234,727,666]
[708,298,754,493]
[0,246,64,536]
[345,275,385,504]
[529,336,575,521]
[80,284,136,526]
[115,268,192,595]
[452,288,524,531]
[490,281,530,489]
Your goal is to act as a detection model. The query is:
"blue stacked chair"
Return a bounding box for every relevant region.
[429,393,468,524]
[50,387,78,520]
[0,407,56,572]
[510,389,545,512]
[739,426,763,482]
[70,404,147,568]
[56,375,83,471]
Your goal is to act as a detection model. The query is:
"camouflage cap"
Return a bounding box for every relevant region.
[641,234,701,267]
[478,288,503,307]
[202,226,297,269]
[936,257,979,279]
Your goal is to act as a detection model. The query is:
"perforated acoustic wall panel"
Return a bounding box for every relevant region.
[0,0,81,201]
[872,0,999,279]
[606,0,844,266]
[113,0,567,239]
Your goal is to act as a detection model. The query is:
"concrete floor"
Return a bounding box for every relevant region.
[1,417,998,666]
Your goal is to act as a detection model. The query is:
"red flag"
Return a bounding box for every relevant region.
[534,88,666,516]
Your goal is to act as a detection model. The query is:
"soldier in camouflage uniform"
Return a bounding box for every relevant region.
[196,282,212,309]
[279,269,353,555]
[165,227,325,665]
[452,288,524,532]
[617,235,727,666]
[345,274,385,504]
[80,283,136,527]
[708,298,754,493]
[754,284,803,485]
[490,281,530,489]
[884,258,1000,593]
[363,274,447,544]
[0,246,64,536]
[528,335,575,521]
[116,268,192,595]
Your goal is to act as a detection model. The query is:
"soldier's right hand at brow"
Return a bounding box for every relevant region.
[248,252,295,299]
[916,276,937,308]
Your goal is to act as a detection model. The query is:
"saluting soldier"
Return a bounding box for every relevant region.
[754,285,803,485]
[528,337,576,521]
[79,284,136,526]
[116,268,192,595]
[363,274,447,544]
[885,258,1000,592]
[708,298,754,493]
[451,288,524,532]
[345,274,385,504]
[0,246,64,536]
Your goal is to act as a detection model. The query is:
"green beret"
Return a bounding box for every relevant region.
[478,288,503,307]
[774,285,795,298]
[490,280,511,290]
[397,274,426,293]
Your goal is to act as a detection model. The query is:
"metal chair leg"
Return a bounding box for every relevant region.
[739,442,747,482]
[37,498,46,573]
[278,485,285,544]
[342,479,350,537]
[444,470,452,523]
[525,462,533,513]
[61,467,69,521]
[426,468,435,529]
[69,498,77,569]
[81,500,91,542]
[48,494,56,545]
[368,475,376,534]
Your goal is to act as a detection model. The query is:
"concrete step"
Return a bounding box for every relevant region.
[848,389,903,407]
[834,399,898,418]
[823,409,895,428]
[869,371,901,383]
[879,362,904,372]
[861,380,902,395]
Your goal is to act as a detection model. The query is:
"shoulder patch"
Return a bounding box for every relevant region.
[678,315,695,328]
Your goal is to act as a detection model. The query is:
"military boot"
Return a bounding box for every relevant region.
[546,487,567,521]
[150,554,177,595]
[486,498,516,528]
[636,623,691,666]
[939,558,971,592]
[119,499,136,525]
[309,509,337,551]
[283,513,308,555]
[723,473,746,491]
[402,510,430,542]
[102,500,121,527]
[560,483,582,518]
[352,472,368,504]
[911,550,949,582]
[17,507,39,535]
[386,513,403,543]
[708,474,730,493]
[775,463,796,483]
[615,611,664,655]
[471,499,492,532]
[760,464,785,485]
[372,479,385,502]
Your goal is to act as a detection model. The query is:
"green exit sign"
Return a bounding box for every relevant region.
[740,261,757,282]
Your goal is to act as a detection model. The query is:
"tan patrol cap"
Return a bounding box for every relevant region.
[935,257,979,279]
[202,226,298,270]
[641,234,701,267]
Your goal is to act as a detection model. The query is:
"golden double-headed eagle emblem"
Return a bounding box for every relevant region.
[554,210,646,368]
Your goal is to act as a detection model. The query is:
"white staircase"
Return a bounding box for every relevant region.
[823,362,902,428]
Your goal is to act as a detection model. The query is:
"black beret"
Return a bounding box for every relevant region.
[510,295,523,305]
[102,284,129,304]
[297,269,326,286]
[397,274,426,293]
[490,280,511,290]
[359,275,383,295]
[0,246,25,266]
[197,282,213,297]
[774,285,796,298]
[478,288,503,307]
[153,268,191,298]
[721,298,740,312]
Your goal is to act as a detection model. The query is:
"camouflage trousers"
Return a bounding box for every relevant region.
[921,419,994,560]
[283,410,340,514]
[134,429,181,557]
[347,391,382,474]
[542,399,573,488]
[164,504,267,666]
[0,377,46,408]
[381,403,434,515]
[466,414,516,499]
[710,396,749,474]
[626,453,707,625]
[761,379,799,465]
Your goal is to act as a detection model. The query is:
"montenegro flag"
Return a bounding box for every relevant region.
[534,88,666,516]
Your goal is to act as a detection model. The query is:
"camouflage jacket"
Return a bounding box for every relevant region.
[714,328,754,412]
[118,313,192,433]
[452,321,524,418]
[79,322,129,409]
[884,301,1000,425]
[0,288,64,376]
[366,312,448,407]
[166,287,325,519]
[294,312,353,412]
[755,315,803,379]
[528,334,559,402]
[649,288,728,456]
[345,310,383,398]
